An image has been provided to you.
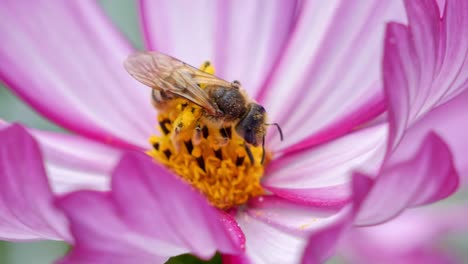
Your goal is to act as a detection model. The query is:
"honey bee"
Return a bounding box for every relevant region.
[124,51,282,164]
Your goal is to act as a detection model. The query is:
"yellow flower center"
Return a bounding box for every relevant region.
[147,62,268,210]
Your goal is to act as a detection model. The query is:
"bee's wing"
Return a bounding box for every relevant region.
[124,51,231,115]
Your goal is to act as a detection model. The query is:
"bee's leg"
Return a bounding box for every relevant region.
[219,126,232,145]
[151,90,165,107]
[214,126,230,146]
[260,135,266,165]
[171,127,182,153]
[173,122,180,135]
[192,122,203,145]
[172,105,201,148]
[220,126,232,139]
[171,116,185,153]
[244,144,255,165]
[151,90,174,110]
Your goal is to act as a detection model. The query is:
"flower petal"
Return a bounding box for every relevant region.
[390,89,468,184]
[138,0,297,97]
[0,1,154,148]
[385,0,468,148]
[246,196,339,236]
[301,174,373,264]
[280,93,386,155]
[1,119,118,194]
[55,153,241,263]
[301,212,350,264]
[303,169,464,264]
[218,211,246,251]
[257,1,406,151]
[263,124,387,207]
[228,195,348,264]
[263,185,351,209]
[355,133,459,226]
[34,130,120,194]
[340,204,468,264]
[0,124,69,241]
[234,211,306,264]
[222,253,251,264]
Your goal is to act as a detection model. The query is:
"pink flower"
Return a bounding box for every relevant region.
[0,0,466,263]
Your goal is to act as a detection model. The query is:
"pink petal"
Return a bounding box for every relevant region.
[55,153,241,262]
[34,130,120,194]
[246,196,339,236]
[301,174,373,264]
[340,204,468,264]
[385,0,468,148]
[391,89,468,184]
[301,214,349,264]
[60,250,167,264]
[432,0,468,104]
[234,211,307,264]
[138,0,214,65]
[1,119,118,194]
[264,185,351,209]
[257,1,406,151]
[0,1,154,149]
[0,119,8,129]
[356,133,459,226]
[263,124,387,207]
[383,0,468,183]
[231,195,349,263]
[343,247,459,264]
[138,0,297,97]
[222,254,251,264]
[0,124,69,241]
[402,91,468,183]
[280,93,386,155]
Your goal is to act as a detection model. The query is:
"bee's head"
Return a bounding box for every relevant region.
[235,103,266,146]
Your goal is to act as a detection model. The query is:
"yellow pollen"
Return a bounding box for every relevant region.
[147,62,269,210]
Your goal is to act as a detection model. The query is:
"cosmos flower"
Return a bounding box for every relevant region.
[0,1,465,264]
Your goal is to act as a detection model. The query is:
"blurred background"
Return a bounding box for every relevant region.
[1,1,467,264]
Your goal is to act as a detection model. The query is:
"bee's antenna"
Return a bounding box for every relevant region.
[244,144,255,165]
[261,135,266,165]
[266,123,284,141]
